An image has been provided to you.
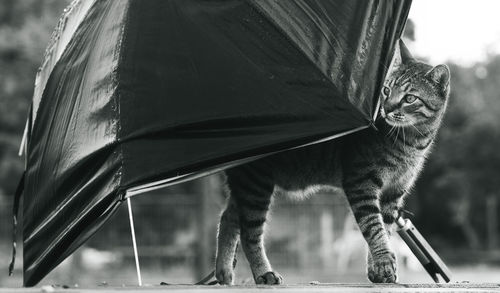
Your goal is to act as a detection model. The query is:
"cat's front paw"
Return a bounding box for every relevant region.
[367,253,397,283]
[256,271,283,285]
[216,267,234,285]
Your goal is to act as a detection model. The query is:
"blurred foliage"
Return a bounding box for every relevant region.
[0,0,70,196]
[412,56,500,250]
[0,2,500,255]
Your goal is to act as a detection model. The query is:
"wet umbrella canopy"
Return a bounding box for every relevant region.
[19,0,411,286]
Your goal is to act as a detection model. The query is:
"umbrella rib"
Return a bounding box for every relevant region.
[127,197,143,286]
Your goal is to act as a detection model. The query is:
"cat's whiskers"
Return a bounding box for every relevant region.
[386,125,396,137]
[402,127,407,153]
[424,124,433,136]
[393,126,400,146]
[410,124,425,137]
[420,123,434,137]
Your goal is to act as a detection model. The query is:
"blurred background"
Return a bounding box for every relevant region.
[1,0,500,287]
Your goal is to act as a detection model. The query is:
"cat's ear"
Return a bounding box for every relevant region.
[426,64,450,95]
[391,40,414,69]
[399,40,415,64]
[391,42,403,69]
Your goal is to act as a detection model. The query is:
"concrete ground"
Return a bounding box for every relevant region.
[2,283,500,293]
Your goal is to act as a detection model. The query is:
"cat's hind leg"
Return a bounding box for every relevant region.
[216,197,240,285]
[226,167,283,285]
[238,194,282,285]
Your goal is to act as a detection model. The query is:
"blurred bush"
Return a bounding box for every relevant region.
[0,0,70,195]
[412,56,500,252]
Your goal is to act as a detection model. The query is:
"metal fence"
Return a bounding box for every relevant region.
[0,175,437,287]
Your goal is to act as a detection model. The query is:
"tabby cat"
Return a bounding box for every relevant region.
[215,41,450,285]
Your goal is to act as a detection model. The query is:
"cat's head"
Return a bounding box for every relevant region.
[380,40,450,128]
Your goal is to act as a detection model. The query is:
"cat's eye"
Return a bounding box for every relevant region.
[382,86,390,96]
[403,94,418,104]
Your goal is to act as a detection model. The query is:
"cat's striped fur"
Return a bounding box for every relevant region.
[215,42,451,285]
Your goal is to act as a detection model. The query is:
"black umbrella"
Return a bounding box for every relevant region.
[16,0,411,286]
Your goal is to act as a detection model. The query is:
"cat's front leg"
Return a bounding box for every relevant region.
[380,186,407,234]
[363,186,407,282]
[344,179,397,283]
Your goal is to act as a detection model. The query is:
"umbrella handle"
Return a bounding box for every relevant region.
[396,216,452,283]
